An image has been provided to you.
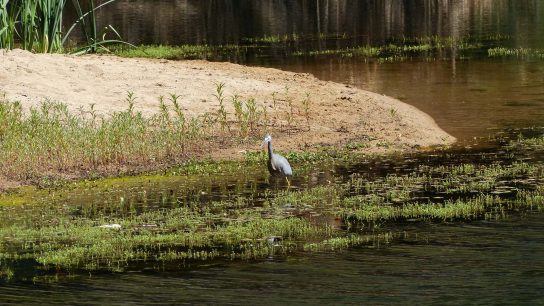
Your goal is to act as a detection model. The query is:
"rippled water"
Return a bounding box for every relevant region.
[2,214,543,305]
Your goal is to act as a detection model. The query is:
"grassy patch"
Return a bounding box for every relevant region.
[488,47,544,60]
[0,95,209,184]
[292,35,489,61]
[110,44,245,60]
[108,34,512,63]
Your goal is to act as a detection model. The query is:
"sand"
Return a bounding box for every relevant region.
[0,49,455,158]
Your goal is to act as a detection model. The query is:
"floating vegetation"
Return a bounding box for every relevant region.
[507,133,544,151]
[111,44,246,60]
[291,35,488,61]
[303,233,393,252]
[241,32,352,44]
[108,34,515,63]
[242,33,300,44]
[488,47,544,60]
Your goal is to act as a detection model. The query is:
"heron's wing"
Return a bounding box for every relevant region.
[270,159,277,171]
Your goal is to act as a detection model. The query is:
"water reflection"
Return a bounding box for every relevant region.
[260,58,544,139]
[66,0,544,47]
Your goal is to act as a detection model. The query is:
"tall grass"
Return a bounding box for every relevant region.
[0,0,123,53]
[0,95,206,182]
[1,0,65,52]
[0,0,18,49]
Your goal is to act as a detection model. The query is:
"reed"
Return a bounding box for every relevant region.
[0,0,123,53]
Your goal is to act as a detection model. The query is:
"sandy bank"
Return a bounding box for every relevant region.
[1,49,455,158]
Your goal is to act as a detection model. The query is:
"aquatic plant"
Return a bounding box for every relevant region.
[213,82,229,134]
[292,35,492,61]
[111,44,245,60]
[0,0,123,53]
[488,47,544,60]
[241,33,300,44]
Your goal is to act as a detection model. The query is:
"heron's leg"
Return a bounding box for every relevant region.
[285,176,291,187]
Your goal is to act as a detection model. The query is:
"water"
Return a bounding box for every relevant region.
[2,1,544,304]
[66,0,544,48]
[260,59,544,140]
[2,215,544,305]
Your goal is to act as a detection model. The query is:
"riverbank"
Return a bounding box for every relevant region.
[0,49,455,190]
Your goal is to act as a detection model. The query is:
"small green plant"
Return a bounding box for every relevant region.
[231,95,263,139]
[214,82,229,134]
[158,96,169,122]
[284,86,294,134]
[125,91,136,115]
[389,107,398,119]
[232,94,244,135]
[302,93,311,130]
[271,91,279,110]
[169,93,185,123]
[0,266,14,280]
[346,142,369,150]
[244,97,260,137]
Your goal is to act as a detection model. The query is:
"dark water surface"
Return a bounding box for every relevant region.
[2,214,544,305]
[70,0,544,48]
[2,1,544,304]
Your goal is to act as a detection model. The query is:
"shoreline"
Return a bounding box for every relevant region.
[0,49,455,191]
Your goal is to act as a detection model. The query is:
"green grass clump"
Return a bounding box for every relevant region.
[294,35,486,61]
[111,44,244,60]
[509,133,544,149]
[303,233,392,252]
[488,47,544,59]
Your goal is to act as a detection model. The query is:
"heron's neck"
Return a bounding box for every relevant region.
[267,141,273,160]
